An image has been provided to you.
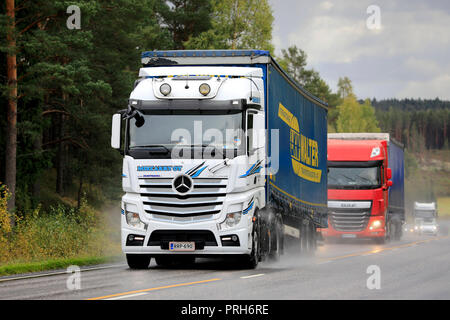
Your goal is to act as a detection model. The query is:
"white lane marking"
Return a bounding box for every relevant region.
[105,292,148,300]
[318,260,332,264]
[0,264,127,283]
[240,274,265,279]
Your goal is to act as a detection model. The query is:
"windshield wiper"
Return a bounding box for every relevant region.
[356,175,375,184]
[131,145,170,154]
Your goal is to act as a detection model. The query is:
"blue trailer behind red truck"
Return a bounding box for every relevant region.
[112,50,328,269]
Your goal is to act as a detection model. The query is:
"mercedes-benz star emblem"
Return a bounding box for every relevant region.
[172,174,193,194]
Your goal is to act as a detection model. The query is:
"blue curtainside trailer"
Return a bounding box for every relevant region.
[387,139,405,224]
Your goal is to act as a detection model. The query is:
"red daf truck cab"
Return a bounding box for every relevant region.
[322,133,405,244]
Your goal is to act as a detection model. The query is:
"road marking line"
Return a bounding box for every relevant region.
[0,264,127,283]
[105,292,148,300]
[317,260,331,264]
[319,235,450,263]
[240,274,265,279]
[86,278,221,300]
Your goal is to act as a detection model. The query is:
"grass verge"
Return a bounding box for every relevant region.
[437,197,450,218]
[0,255,124,277]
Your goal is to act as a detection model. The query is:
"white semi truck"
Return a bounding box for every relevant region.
[413,202,438,235]
[111,50,328,269]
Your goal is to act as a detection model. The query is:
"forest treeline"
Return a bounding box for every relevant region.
[1,0,448,216]
[374,102,449,151]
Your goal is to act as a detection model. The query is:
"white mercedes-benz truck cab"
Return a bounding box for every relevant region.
[111,50,330,269]
[111,64,266,269]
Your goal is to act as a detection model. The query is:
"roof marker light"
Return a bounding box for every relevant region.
[370,147,380,158]
[199,83,211,96]
[160,83,171,96]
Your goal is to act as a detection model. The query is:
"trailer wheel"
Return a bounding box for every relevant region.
[300,220,315,255]
[126,254,151,269]
[394,222,403,240]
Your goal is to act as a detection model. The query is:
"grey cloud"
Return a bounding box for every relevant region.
[270,0,450,99]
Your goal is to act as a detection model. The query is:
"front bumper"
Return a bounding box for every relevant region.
[121,221,251,255]
[321,216,386,239]
[417,226,438,235]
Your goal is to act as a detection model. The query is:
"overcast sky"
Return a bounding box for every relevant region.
[269,0,450,100]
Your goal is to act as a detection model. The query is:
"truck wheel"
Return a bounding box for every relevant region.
[300,221,314,255]
[306,223,317,255]
[299,222,307,252]
[241,219,260,269]
[269,218,282,261]
[126,254,151,269]
[374,237,385,245]
[395,223,403,240]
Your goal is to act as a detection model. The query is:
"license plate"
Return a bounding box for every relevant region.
[342,234,356,238]
[169,241,195,251]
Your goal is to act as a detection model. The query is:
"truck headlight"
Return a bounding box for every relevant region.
[369,219,382,230]
[124,204,147,230]
[218,212,242,230]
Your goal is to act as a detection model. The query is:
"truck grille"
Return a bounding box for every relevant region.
[139,177,227,218]
[329,207,371,232]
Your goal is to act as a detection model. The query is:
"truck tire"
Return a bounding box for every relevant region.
[300,220,314,255]
[126,254,151,269]
[374,237,385,245]
[269,216,282,261]
[241,218,260,269]
[394,222,403,240]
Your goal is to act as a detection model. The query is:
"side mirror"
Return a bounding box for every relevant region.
[387,180,393,187]
[252,113,265,151]
[386,168,392,180]
[111,114,121,149]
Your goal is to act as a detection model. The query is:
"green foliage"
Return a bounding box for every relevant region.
[157,0,213,49]
[277,45,339,107]
[336,95,381,133]
[0,187,120,265]
[337,77,353,99]
[375,104,449,150]
[184,0,274,51]
[0,255,122,276]
[404,150,418,178]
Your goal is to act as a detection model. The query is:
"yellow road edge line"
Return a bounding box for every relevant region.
[86,278,221,300]
[319,235,450,263]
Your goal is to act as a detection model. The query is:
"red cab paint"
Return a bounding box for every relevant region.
[322,133,405,243]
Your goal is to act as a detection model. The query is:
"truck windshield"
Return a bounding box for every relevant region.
[328,166,381,189]
[128,110,243,151]
[414,210,435,218]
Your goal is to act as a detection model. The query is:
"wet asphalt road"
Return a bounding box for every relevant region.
[1,221,449,300]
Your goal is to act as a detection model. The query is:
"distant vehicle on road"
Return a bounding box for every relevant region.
[403,223,414,234]
[413,202,438,236]
[322,133,405,244]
